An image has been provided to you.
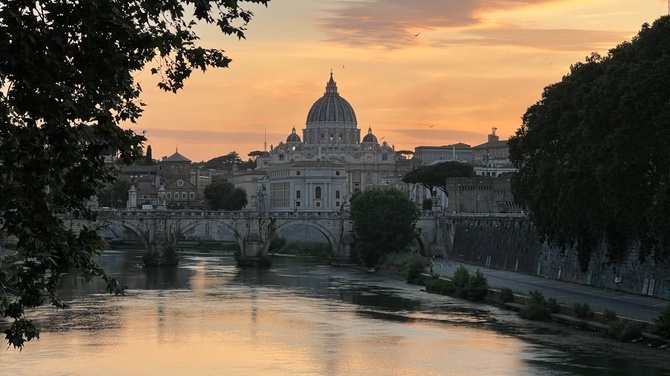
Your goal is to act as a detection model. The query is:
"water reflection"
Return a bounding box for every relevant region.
[2,250,669,376]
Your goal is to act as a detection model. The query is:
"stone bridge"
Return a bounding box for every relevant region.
[66,209,449,267]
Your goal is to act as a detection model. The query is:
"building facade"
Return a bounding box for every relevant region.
[254,73,411,212]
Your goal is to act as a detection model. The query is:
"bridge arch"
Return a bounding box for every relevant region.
[269,219,341,257]
[178,218,244,250]
[97,219,151,251]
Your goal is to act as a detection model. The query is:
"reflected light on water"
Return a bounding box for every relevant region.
[3,251,665,376]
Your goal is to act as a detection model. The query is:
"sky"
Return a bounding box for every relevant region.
[131,0,669,162]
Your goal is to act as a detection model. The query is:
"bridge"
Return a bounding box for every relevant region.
[66,209,450,267]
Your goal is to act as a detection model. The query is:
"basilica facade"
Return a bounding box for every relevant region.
[254,73,410,212]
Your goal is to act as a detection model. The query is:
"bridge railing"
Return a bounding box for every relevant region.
[95,209,349,220]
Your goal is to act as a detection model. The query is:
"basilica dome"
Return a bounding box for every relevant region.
[362,127,378,144]
[306,73,357,128]
[286,127,301,143]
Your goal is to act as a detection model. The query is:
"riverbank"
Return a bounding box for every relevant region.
[369,265,670,371]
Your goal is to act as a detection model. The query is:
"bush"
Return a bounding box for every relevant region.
[546,298,561,314]
[618,322,643,342]
[573,302,594,319]
[451,266,470,290]
[499,287,514,303]
[424,278,456,295]
[406,258,429,284]
[602,308,617,322]
[519,304,551,321]
[463,270,488,300]
[653,304,670,338]
[268,236,287,252]
[527,290,546,306]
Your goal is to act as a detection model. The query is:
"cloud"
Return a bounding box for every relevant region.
[316,0,628,51]
[430,27,631,52]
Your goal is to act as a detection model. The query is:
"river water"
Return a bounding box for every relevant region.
[2,250,669,376]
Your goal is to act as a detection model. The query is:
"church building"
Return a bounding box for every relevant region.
[254,73,409,212]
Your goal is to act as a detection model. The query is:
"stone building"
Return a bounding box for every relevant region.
[445,175,520,213]
[255,73,411,212]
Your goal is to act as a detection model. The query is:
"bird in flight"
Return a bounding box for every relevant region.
[428,125,434,128]
[413,32,421,37]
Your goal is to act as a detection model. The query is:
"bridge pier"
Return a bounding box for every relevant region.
[141,214,179,266]
[235,214,273,267]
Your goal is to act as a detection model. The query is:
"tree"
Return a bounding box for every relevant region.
[97,176,133,209]
[349,188,420,268]
[508,16,670,270]
[204,181,248,210]
[0,0,268,349]
[403,161,475,196]
[205,151,243,170]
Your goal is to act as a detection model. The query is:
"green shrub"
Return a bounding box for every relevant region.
[268,236,287,252]
[605,320,643,342]
[546,298,561,314]
[527,290,546,306]
[653,304,670,338]
[573,302,594,319]
[463,270,488,300]
[618,322,643,342]
[519,304,551,321]
[424,278,455,295]
[602,308,617,322]
[406,258,428,284]
[451,266,470,290]
[499,287,514,303]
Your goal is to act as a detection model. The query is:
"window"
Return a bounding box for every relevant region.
[296,201,301,207]
[382,154,388,161]
[296,171,301,176]
[336,171,340,176]
[279,154,285,161]
[296,190,301,199]
[166,192,172,199]
[315,186,322,199]
[182,192,187,199]
[335,190,340,199]
[189,192,195,200]
[316,202,321,207]
[336,202,340,207]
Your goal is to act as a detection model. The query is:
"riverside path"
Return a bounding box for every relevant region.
[432,260,669,323]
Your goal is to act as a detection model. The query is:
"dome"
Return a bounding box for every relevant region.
[362,127,378,143]
[306,73,357,127]
[286,127,301,143]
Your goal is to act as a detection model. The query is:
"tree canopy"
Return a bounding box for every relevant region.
[349,188,420,268]
[508,16,670,270]
[402,161,475,196]
[204,181,248,210]
[0,0,267,349]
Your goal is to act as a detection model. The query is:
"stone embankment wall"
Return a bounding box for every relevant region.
[447,217,670,300]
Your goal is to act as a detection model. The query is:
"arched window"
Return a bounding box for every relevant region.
[315,186,322,199]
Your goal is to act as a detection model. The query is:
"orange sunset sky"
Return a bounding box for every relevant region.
[132,0,669,162]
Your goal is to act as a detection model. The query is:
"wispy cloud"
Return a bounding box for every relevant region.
[317,0,627,50]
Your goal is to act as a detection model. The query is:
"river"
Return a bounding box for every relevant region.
[2,249,669,375]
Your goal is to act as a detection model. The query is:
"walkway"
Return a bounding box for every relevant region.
[432,259,669,323]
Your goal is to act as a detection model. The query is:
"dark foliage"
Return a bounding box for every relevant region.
[0,0,267,349]
[509,17,670,270]
[349,188,420,268]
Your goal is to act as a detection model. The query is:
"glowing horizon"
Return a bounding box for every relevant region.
[131,0,666,162]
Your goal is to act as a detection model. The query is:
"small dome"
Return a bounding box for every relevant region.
[286,127,301,143]
[362,127,378,143]
[306,73,357,127]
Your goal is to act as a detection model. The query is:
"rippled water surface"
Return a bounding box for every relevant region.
[2,250,668,375]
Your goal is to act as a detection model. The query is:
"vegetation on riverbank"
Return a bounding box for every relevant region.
[268,237,330,256]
